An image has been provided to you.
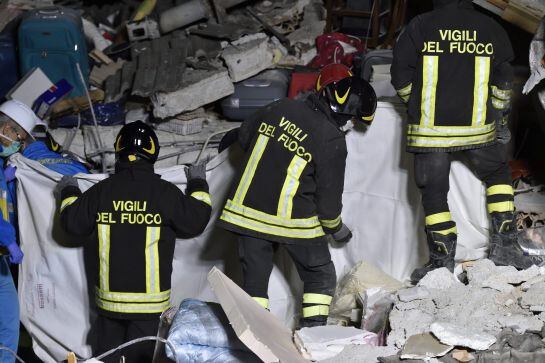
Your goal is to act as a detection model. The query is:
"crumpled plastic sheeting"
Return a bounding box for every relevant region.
[166,299,259,363]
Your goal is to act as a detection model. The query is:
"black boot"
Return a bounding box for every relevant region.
[410,230,456,284]
[299,315,327,328]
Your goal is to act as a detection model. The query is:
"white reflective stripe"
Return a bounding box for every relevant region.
[320,215,342,229]
[224,199,320,228]
[408,122,495,136]
[233,134,269,204]
[397,83,412,96]
[60,196,78,212]
[190,191,211,206]
[277,155,307,218]
[98,224,110,291]
[472,56,490,126]
[491,85,511,100]
[96,299,170,314]
[420,56,439,126]
[491,97,509,110]
[145,227,161,294]
[408,132,496,147]
[96,287,170,303]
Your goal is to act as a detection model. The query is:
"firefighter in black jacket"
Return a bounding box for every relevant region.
[54,121,211,362]
[391,0,541,282]
[218,65,377,328]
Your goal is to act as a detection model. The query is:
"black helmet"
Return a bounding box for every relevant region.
[114,121,159,163]
[320,76,377,126]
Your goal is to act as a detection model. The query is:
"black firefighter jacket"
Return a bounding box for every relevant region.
[391,0,514,152]
[59,161,211,319]
[218,94,347,244]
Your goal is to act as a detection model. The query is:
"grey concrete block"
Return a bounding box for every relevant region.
[221,33,275,83]
[430,321,496,351]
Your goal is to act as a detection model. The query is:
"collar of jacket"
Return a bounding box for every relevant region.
[305,93,340,129]
[115,160,155,174]
[433,0,473,9]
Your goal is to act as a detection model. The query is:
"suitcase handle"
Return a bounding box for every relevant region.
[37,8,62,17]
[242,80,271,88]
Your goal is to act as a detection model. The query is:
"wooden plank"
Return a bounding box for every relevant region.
[502,2,541,33]
[487,0,509,10]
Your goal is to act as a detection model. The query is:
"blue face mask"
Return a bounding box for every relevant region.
[0,134,21,158]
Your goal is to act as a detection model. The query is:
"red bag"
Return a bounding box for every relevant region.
[308,32,365,68]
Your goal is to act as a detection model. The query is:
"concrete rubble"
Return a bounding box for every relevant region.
[400,333,453,360]
[430,322,496,351]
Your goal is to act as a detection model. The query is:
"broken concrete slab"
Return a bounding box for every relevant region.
[400,333,453,360]
[207,267,309,363]
[417,268,462,290]
[152,68,234,118]
[397,287,430,303]
[520,282,545,311]
[221,33,275,82]
[430,321,496,351]
[320,344,399,363]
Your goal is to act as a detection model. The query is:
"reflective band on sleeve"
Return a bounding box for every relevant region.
[434,226,458,236]
[302,305,330,318]
[303,293,332,305]
[486,185,514,196]
[98,224,111,291]
[145,227,161,294]
[233,134,269,204]
[191,191,212,206]
[278,155,308,218]
[491,97,509,110]
[397,83,412,96]
[361,113,375,121]
[320,215,341,229]
[472,56,491,127]
[96,299,170,314]
[400,94,410,103]
[96,288,171,303]
[60,196,78,212]
[420,56,439,126]
[488,201,514,214]
[252,297,269,309]
[425,212,452,226]
[491,86,511,101]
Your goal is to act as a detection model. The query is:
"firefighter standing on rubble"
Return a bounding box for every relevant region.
[391,0,542,283]
[218,64,377,327]
[54,121,212,362]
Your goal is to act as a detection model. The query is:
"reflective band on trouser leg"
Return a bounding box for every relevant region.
[233,134,269,204]
[320,215,341,230]
[425,212,451,226]
[420,56,439,126]
[252,297,269,309]
[302,305,330,318]
[98,224,111,291]
[486,185,514,197]
[486,185,514,213]
[190,191,212,206]
[278,155,307,218]
[60,196,78,212]
[491,97,509,110]
[303,293,332,305]
[425,212,457,236]
[491,86,511,101]
[145,227,161,294]
[488,201,514,214]
[472,56,491,127]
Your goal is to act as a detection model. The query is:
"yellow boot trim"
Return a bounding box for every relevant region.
[487,201,514,214]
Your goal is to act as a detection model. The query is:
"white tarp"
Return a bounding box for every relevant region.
[14,102,490,362]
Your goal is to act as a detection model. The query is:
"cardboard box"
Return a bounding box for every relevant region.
[6,67,54,108]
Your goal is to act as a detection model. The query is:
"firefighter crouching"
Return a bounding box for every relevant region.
[218,64,377,328]
[54,121,212,362]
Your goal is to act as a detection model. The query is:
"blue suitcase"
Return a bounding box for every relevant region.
[0,33,19,101]
[18,7,89,97]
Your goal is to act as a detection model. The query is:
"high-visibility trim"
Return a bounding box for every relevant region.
[0,190,8,221]
[420,56,439,126]
[233,134,269,204]
[434,226,457,236]
[400,94,410,103]
[98,224,111,291]
[303,293,332,305]
[96,299,170,314]
[491,85,511,101]
[96,288,170,303]
[278,155,307,218]
[320,215,341,229]
[487,201,514,214]
[472,56,491,126]
[220,209,325,239]
[302,305,330,318]
[408,131,496,148]
[491,97,509,110]
[224,199,321,228]
[486,185,514,196]
[397,83,412,96]
[145,227,161,294]
[362,113,375,121]
[252,297,269,309]
[191,191,211,206]
[425,212,452,226]
[60,196,78,212]
[408,122,495,136]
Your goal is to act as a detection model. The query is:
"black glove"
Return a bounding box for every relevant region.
[185,162,207,182]
[53,175,79,201]
[332,223,352,243]
[496,115,511,144]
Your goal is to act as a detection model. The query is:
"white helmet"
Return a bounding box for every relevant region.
[0,99,44,137]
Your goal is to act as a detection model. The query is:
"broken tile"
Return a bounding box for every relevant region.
[430,321,496,351]
[400,333,453,360]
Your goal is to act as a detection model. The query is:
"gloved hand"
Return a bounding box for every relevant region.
[496,116,511,144]
[53,175,79,201]
[4,165,16,182]
[332,223,353,243]
[6,242,23,264]
[185,162,207,182]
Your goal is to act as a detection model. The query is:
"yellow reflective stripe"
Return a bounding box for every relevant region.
[420,56,439,126]
[472,56,490,127]
[145,227,161,294]
[98,224,110,291]
[408,122,495,136]
[491,85,511,100]
[224,200,320,228]
[400,95,410,103]
[191,191,211,206]
[302,305,330,318]
[320,215,341,229]
[397,83,412,96]
[434,226,457,236]
[491,97,509,110]
[0,190,8,221]
[278,155,307,218]
[60,196,78,212]
[96,299,170,314]
[303,293,332,305]
[252,297,269,309]
[487,185,514,196]
[488,201,514,213]
[220,210,325,239]
[362,113,375,121]
[425,212,452,226]
[233,134,269,204]
[96,288,171,303]
[408,131,495,148]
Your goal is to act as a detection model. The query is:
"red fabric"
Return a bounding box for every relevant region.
[308,32,365,69]
[288,72,319,99]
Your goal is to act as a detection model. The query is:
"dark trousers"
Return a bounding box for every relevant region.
[95,315,159,363]
[238,235,336,299]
